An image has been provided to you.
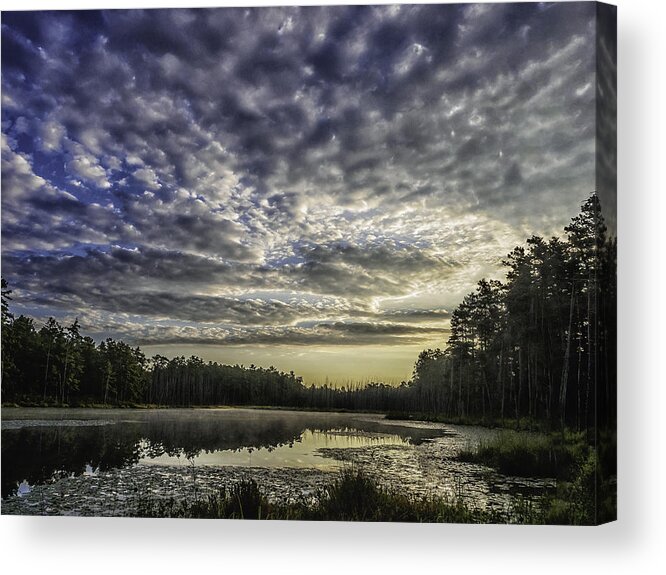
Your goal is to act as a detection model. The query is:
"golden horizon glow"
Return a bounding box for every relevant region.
[141,341,444,387]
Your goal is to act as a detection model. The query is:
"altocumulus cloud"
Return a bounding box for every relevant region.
[2,3,597,352]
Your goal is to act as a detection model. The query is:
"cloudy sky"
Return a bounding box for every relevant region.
[1,2,599,384]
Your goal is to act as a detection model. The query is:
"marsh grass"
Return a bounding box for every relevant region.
[310,468,499,523]
[135,468,501,523]
[136,478,271,519]
[457,430,588,479]
[456,430,617,525]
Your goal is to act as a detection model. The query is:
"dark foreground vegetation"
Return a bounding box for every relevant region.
[457,430,617,524]
[135,466,603,525]
[136,468,492,522]
[458,430,589,479]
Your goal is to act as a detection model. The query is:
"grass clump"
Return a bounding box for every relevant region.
[137,479,271,519]
[310,468,494,523]
[458,430,588,479]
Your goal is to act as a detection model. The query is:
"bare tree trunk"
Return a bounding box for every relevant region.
[527,341,532,420]
[498,346,505,421]
[104,370,110,404]
[43,340,51,401]
[61,344,69,405]
[449,359,454,417]
[518,346,523,423]
[458,353,464,417]
[576,342,582,431]
[585,271,594,438]
[559,285,575,430]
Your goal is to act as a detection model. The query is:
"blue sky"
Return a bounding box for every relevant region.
[1,3,601,383]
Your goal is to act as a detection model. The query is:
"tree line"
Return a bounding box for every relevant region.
[1,194,616,435]
[0,298,306,407]
[1,290,399,409]
[407,193,616,434]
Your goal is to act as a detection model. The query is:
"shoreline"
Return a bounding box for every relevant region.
[0,402,550,432]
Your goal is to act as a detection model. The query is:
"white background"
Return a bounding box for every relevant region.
[0,0,663,573]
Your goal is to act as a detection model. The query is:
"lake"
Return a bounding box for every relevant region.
[0,407,554,517]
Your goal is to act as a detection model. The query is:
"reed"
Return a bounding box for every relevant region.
[457,430,588,479]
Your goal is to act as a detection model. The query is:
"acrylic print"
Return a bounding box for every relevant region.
[1,2,616,524]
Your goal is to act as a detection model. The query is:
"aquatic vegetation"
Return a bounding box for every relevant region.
[457,430,588,479]
[136,468,504,523]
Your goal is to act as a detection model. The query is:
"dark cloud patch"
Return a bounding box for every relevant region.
[2,238,453,305]
[319,321,445,336]
[504,162,523,187]
[283,241,458,298]
[12,283,363,327]
[378,309,451,322]
[1,247,257,296]
[86,294,341,325]
[129,322,448,348]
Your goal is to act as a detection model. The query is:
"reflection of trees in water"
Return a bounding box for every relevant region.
[1,411,445,497]
[137,412,444,459]
[1,425,141,498]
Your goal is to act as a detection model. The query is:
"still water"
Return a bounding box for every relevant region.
[1,407,553,516]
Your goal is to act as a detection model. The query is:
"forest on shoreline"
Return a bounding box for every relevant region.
[1,194,616,436]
